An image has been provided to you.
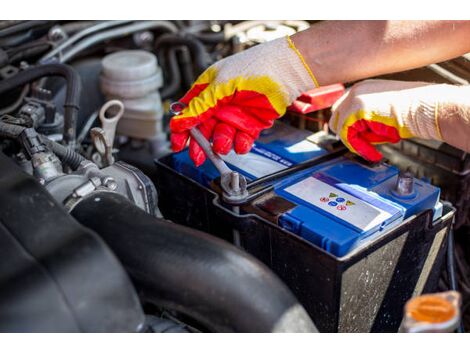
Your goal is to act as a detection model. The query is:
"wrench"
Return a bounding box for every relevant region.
[170,101,248,202]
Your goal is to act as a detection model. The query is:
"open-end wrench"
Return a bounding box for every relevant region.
[170,101,248,203]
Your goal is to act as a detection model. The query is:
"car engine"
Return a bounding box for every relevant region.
[0,20,468,333]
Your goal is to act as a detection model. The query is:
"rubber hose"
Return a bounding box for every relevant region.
[194,31,225,44]
[0,63,81,147]
[0,21,50,39]
[155,33,212,74]
[159,47,182,100]
[8,42,52,64]
[0,121,86,170]
[71,192,318,333]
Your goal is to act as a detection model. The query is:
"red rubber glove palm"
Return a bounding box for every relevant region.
[170,36,318,166]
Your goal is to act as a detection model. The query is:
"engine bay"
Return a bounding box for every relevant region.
[0,20,468,333]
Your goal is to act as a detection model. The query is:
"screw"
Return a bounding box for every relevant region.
[103,177,118,191]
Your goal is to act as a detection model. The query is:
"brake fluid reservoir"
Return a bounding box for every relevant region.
[100,50,165,142]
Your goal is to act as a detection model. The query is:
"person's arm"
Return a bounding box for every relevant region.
[292,20,470,85]
[329,80,470,161]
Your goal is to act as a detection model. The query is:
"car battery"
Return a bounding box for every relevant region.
[155,126,455,332]
[171,122,442,257]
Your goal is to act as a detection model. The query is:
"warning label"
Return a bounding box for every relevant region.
[283,176,395,232]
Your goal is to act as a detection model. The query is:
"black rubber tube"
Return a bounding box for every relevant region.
[193,31,225,44]
[7,42,51,64]
[71,192,317,333]
[155,33,212,75]
[0,21,50,39]
[0,121,86,170]
[0,63,81,147]
[159,47,182,100]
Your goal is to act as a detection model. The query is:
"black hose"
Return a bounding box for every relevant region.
[155,33,212,75]
[7,42,52,64]
[447,228,465,332]
[71,192,318,333]
[0,63,81,147]
[194,31,225,44]
[159,47,182,100]
[0,121,86,170]
[0,21,50,39]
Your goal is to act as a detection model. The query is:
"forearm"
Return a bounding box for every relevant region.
[437,85,470,152]
[291,20,470,85]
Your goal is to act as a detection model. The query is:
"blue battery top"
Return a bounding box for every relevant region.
[275,158,440,257]
[171,122,329,186]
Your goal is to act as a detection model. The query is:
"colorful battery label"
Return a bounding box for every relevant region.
[283,175,397,232]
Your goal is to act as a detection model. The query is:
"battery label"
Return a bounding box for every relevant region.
[221,149,289,178]
[221,145,292,178]
[283,175,396,232]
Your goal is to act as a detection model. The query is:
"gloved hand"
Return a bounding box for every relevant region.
[170,36,318,166]
[329,79,446,162]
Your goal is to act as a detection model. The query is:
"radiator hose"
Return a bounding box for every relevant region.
[0,63,81,147]
[71,192,318,333]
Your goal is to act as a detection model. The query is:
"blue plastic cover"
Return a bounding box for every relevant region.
[275,158,440,256]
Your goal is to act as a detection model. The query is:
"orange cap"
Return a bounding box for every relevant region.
[403,291,461,333]
[406,295,456,324]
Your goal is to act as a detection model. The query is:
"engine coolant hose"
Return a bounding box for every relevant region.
[71,192,318,333]
[0,63,81,147]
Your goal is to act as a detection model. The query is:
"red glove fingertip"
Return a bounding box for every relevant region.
[347,123,384,163]
[212,123,236,155]
[189,139,206,167]
[234,131,254,154]
[170,132,190,152]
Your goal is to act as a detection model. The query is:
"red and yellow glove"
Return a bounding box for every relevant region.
[170,36,319,166]
[329,79,445,162]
